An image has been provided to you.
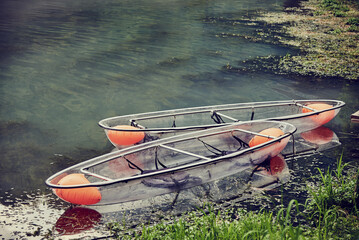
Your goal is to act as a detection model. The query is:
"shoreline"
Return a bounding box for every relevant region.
[259,0,358,80]
[229,0,359,80]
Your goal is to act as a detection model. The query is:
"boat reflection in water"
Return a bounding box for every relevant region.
[54,126,340,236]
[282,126,340,159]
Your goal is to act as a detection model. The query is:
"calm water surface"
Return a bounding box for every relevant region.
[1,0,359,238]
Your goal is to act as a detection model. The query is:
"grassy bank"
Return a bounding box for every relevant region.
[257,0,359,80]
[108,155,359,239]
[224,0,359,80]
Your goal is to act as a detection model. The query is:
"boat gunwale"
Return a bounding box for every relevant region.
[98,99,345,132]
[46,121,296,189]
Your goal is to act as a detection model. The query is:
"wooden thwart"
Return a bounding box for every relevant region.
[351,110,359,123]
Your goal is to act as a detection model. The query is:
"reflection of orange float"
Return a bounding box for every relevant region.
[107,125,145,146]
[302,103,335,126]
[54,174,101,205]
[267,155,286,175]
[55,207,101,235]
[301,126,334,145]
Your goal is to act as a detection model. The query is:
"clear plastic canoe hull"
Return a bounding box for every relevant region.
[52,127,340,227]
[46,121,296,206]
[70,127,340,219]
[98,99,344,149]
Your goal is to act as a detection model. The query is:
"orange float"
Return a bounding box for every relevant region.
[107,125,145,146]
[302,103,335,126]
[249,128,286,157]
[301,126,334,145]
[55,174,101,205]
[249,128,285,147]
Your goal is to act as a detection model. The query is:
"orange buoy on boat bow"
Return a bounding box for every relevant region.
[249,128,285,147]
[54,174,101,205]
[249,128,287,158]
[107,125,145,146]
[302,103,335,126]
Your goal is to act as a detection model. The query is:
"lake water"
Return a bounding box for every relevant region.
[1,0,359,238]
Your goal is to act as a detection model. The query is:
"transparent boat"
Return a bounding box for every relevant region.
[98,99,344,149]
[84,127,341,216]
[46,121,296,205]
